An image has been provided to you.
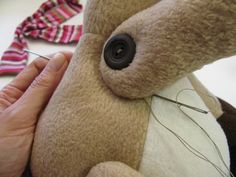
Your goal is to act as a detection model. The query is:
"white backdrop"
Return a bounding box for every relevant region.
[0,0,235,107]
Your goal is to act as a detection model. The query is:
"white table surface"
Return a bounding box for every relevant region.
[0,0,236,107]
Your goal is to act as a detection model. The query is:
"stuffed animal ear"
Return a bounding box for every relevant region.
[100,0,236,99]
[83,0,158,36]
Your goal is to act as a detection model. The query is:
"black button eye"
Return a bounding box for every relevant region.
[104,34,136,70]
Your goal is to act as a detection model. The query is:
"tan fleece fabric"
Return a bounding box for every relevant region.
[31,1,163,176]
[31,34,150,177]
[100,0,236,99]
[188,74,223,119]
[83,0,158,37]
[86,162,145,177]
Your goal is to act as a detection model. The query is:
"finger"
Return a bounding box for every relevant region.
[0,58,48,111]
[4,52,70,93]
[0,58,48,104]
[0,51,72,110]
[8,52,72,127]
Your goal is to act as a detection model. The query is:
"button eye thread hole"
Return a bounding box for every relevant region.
[116,47,124,56]
[111,42,127,59]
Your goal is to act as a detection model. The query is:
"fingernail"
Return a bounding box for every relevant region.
[47,53,67,71]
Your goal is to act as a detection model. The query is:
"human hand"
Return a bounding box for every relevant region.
[0,51,72,177]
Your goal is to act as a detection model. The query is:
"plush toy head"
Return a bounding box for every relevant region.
[31,0,236,177]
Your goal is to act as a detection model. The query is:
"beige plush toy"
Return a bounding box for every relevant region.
[29,0,236,177]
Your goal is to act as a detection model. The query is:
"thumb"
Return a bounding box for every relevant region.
[12,52,71,122]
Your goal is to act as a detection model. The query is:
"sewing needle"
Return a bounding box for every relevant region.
[154,94,209,114]
[24,49,52,60]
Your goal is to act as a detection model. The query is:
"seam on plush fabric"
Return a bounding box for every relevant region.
[138,97,153,170]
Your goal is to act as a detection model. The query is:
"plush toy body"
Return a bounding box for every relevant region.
[30,0,236,176]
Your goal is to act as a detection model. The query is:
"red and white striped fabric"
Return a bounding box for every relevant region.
[0,0,83,76]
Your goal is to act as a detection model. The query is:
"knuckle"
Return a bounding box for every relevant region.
[0,91,8,100]
[0,88,17,104]
[0,107,18,124]
[0,91,11,111]
[30,71,53,89]
[0,98,11,110]
[30,58,48,70]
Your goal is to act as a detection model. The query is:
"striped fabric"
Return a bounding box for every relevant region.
[0,0,83,76]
